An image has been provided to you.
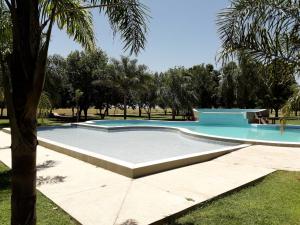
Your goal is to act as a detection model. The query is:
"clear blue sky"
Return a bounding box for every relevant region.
[48,0,230,73]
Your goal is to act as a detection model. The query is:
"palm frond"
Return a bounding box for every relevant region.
[40,0,95,51]
[0,0,12,56]
[88,0,149,55]
[217,0,300,66]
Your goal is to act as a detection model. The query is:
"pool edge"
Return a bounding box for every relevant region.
[1,128,248,178]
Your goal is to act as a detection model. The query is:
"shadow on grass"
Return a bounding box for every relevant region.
[0,169,11,190]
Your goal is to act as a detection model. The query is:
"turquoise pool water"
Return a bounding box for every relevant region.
[88,120,300,143]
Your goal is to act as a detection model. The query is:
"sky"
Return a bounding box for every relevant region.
[48,0,230,73]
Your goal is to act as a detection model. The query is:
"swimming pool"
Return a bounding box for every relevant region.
[35,125,246,178]
[85,120,300,145]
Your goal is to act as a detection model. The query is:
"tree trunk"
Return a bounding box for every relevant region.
[0,106,3,117]
[5,45,41,225]
[84,107,88,121]
[71,107,75,118]
[10,122,37,225]
[105,104,109,116]
[295,111,298,116]
[76,106,80,122]
[4,1,56,224]
[139,106,142,117]
[148,108,151,120]
[172,108,176,120]
[275,109,279,117]
[123,96,127,120]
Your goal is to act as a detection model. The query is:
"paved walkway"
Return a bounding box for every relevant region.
[0,131,299,225]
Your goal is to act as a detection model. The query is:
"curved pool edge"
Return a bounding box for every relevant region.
[1,127,248,178]
[76,121,300,147]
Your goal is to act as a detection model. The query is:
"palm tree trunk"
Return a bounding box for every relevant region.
[105,104,109,116]
[5,61,42,225]
[76,106,80,122]
[138,105,142,117]
[10,121,37,225]
[0,106,3,117]
[84,107,88,121]
[172,107,176,120]
[148,108,151,120]
[124,96,127,120]
[275,109,279,118]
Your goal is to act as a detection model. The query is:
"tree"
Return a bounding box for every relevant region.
[66,49,108,120]
[109,56,147,119]
[37,92,52,122]
[260,59,296,117]
[0,2,11,118]
[45,55,67,110]
[282,85,300,116]
[160,67,197,120]
[0,86,4,117]
[219,62,239,108]
[188,64,220,108]
[236,52,261,108]
[137,73,157,119]
[217,0,300,68]
[1,1,148,224]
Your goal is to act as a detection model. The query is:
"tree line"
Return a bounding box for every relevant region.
[1,0,300,224]
[37,49,297,120]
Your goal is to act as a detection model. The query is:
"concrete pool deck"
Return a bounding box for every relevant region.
[1,131,300,225]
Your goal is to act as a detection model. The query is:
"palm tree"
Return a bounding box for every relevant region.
[110,56,147,119]
[1,1,148,224]
[217,0,300,67]
[282,85,300,117]
[160,68,197,120]
[0,86,5,117]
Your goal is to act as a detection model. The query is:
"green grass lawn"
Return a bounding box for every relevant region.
[167,171,300,225]
[0,162,78,225]
[0,118,65,128]
[276,119,300,125]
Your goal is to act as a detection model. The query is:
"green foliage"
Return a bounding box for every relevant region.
[236,52,261,108]
[38,92,52,121]
[188,64,220,108]
[158,67,197,119]
[45,55,68,108]
[108,56,148,119]
[66,49,108,118]
[282,85,300,116]
[220,62,239,108]
[39,0,149,53]
[40,0,95,51]
[90,0,149,55]
[0,87,4,102]
[259,59,296,116]
[0,1,12,57]
[217,0,300,68]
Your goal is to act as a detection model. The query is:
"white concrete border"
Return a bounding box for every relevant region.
[2,127,249,178]
[80,120,300,147]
